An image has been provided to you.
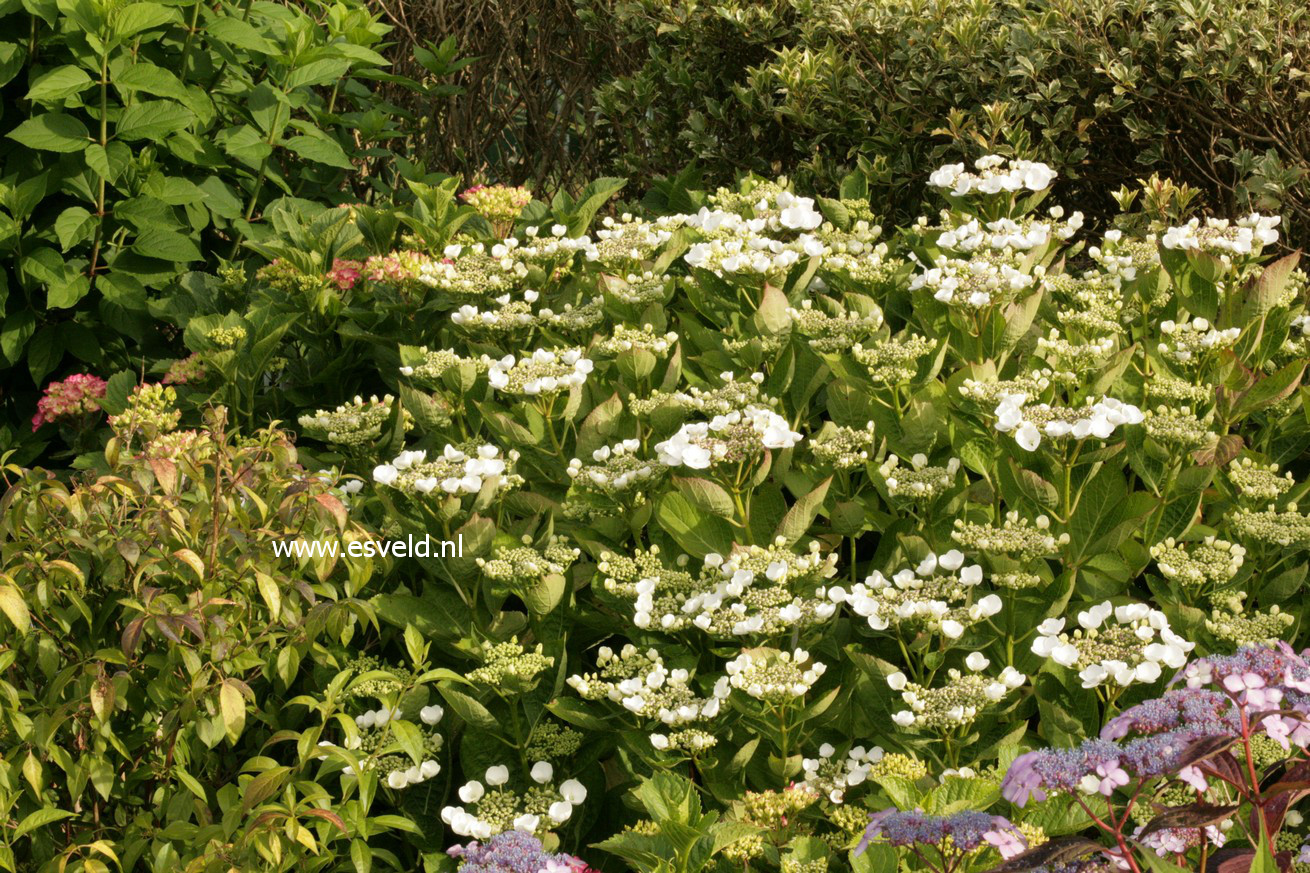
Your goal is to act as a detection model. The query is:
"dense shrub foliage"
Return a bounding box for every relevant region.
[6,151,1310,873]
[0,0,463,451]
[378,0,1310,241]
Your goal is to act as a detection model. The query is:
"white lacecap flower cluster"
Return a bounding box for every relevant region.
[1160,214,1281,255]
[441,766,588,839]
[799,743,884,804]
[887,653,1026,729]
[992,393,1143,451]
[1032,601,1194,688]
[725,648,827,703]
[567,439,657,492]
[451,290,541,328]
[566,645,731,725]
[373,444,508,494]
[935,216,1077,253]
[879,453,961,500]
[484,348,594,395]
[654,406,802,469]
[827,551,998,638]
[654,544,838,634]
[909,254,1036,308]
[321,704,445,786]
[1157,317,1241,363]
[927,156,1059,196]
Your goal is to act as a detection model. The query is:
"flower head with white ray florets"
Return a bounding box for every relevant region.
[991,393,1143,452]
[599,540,839,637]
[827,551,1000,640]
[442,764,588,840]
[1031,601,1194,689]
[886,653,1026,732]
[372,443,522,497]
[655,406,801,469]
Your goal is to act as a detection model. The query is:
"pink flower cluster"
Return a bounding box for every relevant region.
[33,373,108,431]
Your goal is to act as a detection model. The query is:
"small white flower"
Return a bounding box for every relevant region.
[559,778,588,805]
[485,765,510,786]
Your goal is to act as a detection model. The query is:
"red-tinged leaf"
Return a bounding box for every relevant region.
[1170,734,1240,772]
[241,767,289,812]
[302,807,348,834]
[981,836,1105,873]
[148,458,177,492]
[1198,752,1247,788]
[1255,760,1310,835]
[1192,433,1243,467]
[121,616,146,656]
[1136,802,1238,840]
[155,615,181,643]
[313,493,348,530]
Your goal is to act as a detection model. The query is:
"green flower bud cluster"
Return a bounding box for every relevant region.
[787,299,885,353]
[477,535,580,590]
[110,383,181,443]
[707,179,791,217]
[595,324,679,356]
[1206,592,1292,646]
[648,728,718,755]
[1141,405,1214,450]
[538,296,606,333]
[1046,272,1125,335]
[345,656,417,699]
[809,422,877,470]
[460,184,531,223]
[1234,732,1289,771]
[1035,330,1117,381]
[819,245,903,287]
[952,512,1065,561]
[740,784,820,832]
[206,326,248,349]
[782,857,827,873]
[524,720,584,761]
[879,453,960,501]
[142,429,213,462]
[1228,457,1295,503]
[299,395,412,449]
[1144,375,1214,406]
[851,334,935,384]
[670,371,770,416]
[567,643,728,726]
[868,753,929,782]
[603,271,672,306]
[466,638,554,688]
[1230,505,1310,548]
[725,647,827,704]
[1150,537,1246,589]
[564,439,662,520]
[399,348,475,387]
[256,259,327,296]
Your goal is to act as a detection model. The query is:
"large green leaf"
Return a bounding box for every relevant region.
[7,113,90,152]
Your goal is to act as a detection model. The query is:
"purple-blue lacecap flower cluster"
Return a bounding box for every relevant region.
[855,808,1025,859]
[447,831,587,873]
